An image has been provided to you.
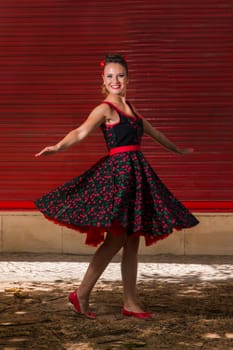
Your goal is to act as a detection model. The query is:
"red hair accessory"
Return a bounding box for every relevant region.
[99,55,127,68]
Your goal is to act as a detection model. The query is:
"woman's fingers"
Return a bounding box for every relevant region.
[180,147,194,155]
[34,146,57,157]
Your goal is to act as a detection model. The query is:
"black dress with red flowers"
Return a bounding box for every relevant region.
[34,101,199,246]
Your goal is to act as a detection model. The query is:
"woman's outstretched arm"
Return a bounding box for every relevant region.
[35,104,107,157]
[142,117,194,155]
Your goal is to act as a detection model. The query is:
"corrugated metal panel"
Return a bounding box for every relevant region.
[0,0,233,209]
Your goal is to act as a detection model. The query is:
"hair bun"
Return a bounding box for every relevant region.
[100,54,128,75]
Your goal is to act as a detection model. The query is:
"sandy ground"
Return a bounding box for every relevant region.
[0,254,233,350]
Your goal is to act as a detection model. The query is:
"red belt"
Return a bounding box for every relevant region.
[109,145,141,156]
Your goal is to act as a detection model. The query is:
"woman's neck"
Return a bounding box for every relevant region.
[105,94,127,105]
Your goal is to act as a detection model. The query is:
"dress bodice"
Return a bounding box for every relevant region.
[100,101,144,151]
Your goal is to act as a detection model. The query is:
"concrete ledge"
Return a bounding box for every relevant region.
[0,211,232,255]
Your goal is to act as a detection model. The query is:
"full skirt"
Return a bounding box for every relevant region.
[35,151,199,246]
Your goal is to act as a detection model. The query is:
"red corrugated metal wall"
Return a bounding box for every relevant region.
[0,0,233,210]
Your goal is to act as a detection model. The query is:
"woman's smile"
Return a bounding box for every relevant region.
[103,63,128,96]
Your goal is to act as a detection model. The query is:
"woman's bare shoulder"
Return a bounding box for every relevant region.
[127,101,143,119]
[91,101,113,116]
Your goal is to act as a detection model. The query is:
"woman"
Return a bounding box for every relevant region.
[35,54,199,319]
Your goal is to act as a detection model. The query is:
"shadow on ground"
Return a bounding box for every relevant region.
[0,279,233,350]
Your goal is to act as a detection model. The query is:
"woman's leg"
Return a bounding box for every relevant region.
[76,231,126,313]
[121,235,144,312]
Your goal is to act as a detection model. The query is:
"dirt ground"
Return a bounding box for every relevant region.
[0,278,233,350]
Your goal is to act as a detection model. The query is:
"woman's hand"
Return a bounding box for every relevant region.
[35,145,59,157]
[177,147,194,155]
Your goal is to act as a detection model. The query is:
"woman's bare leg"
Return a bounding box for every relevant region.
[76,232,126,312]
[121,235,144,312]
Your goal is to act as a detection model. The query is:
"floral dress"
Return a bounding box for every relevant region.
[35,101,199,246]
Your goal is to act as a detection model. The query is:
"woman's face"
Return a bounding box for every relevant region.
[102,63,128,96]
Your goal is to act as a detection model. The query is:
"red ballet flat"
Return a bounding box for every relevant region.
[122,307,152,320]
[68,290,96,319]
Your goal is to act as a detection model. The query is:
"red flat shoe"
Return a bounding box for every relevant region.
[68,291,96,319]
[122,307,152,320]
